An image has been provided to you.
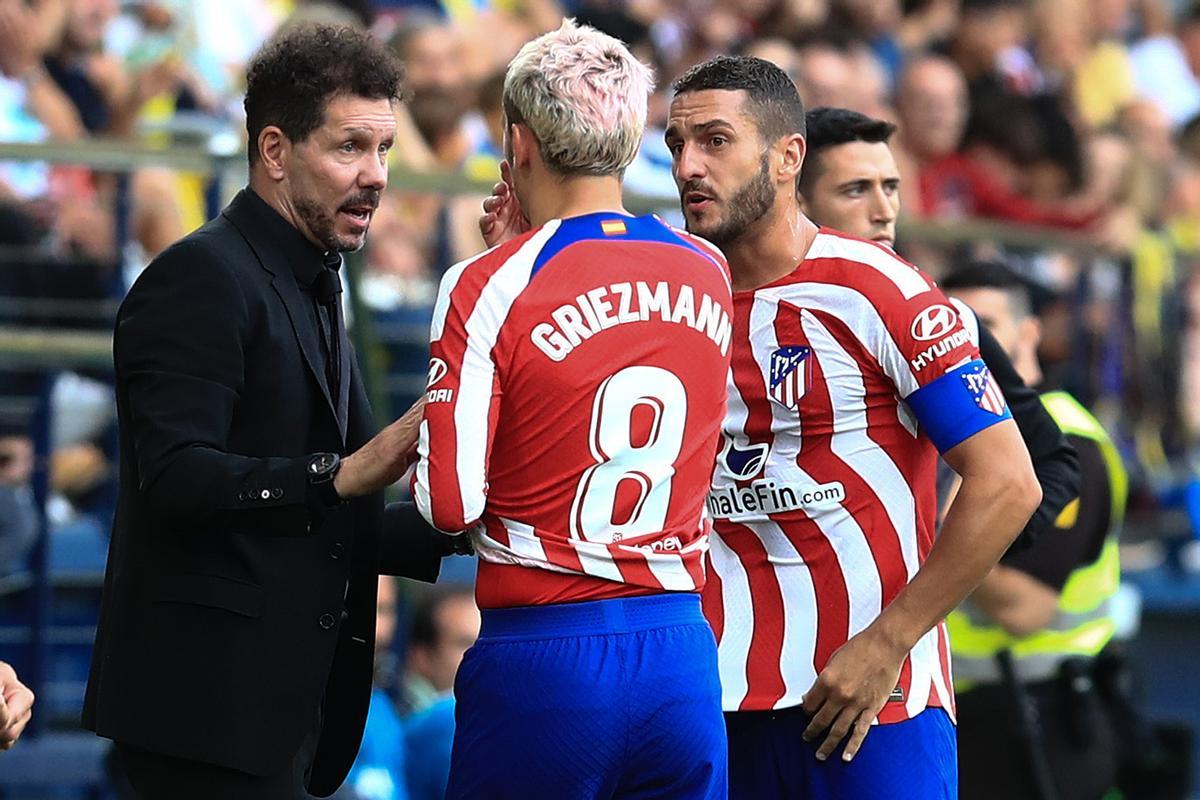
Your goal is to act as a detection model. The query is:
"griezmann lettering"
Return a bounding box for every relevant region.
[531,281,731,362]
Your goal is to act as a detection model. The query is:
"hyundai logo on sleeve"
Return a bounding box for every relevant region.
[909,304,959,341]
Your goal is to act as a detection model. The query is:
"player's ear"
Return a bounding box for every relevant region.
[1020,314,1042,352]
[510,123,537,171]
[778,133,805,186]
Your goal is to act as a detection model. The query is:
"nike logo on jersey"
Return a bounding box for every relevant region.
[530,281,732,362]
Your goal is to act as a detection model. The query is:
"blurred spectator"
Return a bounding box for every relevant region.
[899,55,1111,228]
[347,577,410,800]
[830,0,904,83]
[945,0,1031,91]
[399,587,478,718]
[0,435,36,574]
[1129,6,1200,127]
[388,13,480,170]
[395,587,477,800]
[1072,0,1137,129]
[41,0,194,258]
[795,37,856,110]
[894,54,969,211]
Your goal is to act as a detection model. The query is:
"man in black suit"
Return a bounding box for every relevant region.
[83,23,454,799]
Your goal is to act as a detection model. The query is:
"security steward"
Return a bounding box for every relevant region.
[943,261,1125,800]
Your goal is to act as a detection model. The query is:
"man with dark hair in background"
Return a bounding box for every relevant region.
[399,588,478,718]
[797,105,1079,551]
[83,22,459,800]
[399,588,479,800]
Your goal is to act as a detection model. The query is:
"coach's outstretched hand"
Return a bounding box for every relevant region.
[800,628,907,763]
[335,397,425,499]
[479,160,530,248]
[0,661,34,751]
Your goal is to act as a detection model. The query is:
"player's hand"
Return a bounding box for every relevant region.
[479,160,529,248]
[800,628,907,762]
[0,661,34,751]
[336,397,426,498]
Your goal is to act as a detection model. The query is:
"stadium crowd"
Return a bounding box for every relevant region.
[2,0,1200,798]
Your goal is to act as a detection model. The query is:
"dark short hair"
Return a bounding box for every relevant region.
[244,22,405,165]
[409,588,473,648]
[798,106,896,196]
[940,260,1033,318]
[672,55,806,144]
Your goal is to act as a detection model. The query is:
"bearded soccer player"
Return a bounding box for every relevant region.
[416,22,732,799]
[665,57,1041,798]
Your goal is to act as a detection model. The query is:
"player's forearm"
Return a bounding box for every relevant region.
[870,465,1041,653]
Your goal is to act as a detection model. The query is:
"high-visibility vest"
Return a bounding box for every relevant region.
[947,391,1126,689]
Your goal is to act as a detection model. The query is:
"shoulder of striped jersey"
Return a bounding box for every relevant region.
[663,222,731,282]
[802,229,937,300]
[947,297,981,345]
[446,226,546,279]
[431,225,558,342]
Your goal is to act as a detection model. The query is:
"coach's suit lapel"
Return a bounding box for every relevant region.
[223,190,341,433]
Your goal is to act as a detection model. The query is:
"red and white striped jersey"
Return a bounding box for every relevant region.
[702,229,1010,724]
[415,213,733,609]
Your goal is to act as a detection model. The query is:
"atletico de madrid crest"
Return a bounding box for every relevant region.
[769,346,812,411]
[961,363,1007,415]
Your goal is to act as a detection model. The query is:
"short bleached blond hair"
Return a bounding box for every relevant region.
[503,19,654,177]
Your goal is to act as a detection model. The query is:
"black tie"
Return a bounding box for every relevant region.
[314,253,349,439]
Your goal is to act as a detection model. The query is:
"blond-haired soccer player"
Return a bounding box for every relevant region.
[417,21,732,798]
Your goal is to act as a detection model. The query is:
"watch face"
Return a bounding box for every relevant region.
[310,453,336,474]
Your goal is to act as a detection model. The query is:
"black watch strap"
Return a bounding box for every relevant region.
[308,453,343,507]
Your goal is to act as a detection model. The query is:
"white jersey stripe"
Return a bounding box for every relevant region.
[709,533,754,710]
[570,538,624,583]
[474,522,576,574]
[499,516,549,563]
[807,232,930,300]
[949,298,981,346]
[758,284,920,399]
[414,420,433,521]
[929,623,955,719]
[759,520,821,710]
[452,223,560,525]
[430,242,501,341]
[643,551,697,591]
[801,312,921,581]
[905,627,937,717]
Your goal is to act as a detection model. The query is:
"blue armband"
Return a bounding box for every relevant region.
[905,359,1011,453]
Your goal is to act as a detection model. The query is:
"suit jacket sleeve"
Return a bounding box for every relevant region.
[379,500,456,582]
[115,239,312,533]
[977,324,1080,551]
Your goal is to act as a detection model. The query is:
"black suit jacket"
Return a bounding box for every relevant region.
[83,189,444,796]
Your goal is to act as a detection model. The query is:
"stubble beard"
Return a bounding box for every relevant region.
[687,154,775,247]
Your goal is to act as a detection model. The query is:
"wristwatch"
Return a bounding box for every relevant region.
[308,452,343,507]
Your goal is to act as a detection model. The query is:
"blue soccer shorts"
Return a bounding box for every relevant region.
[445,592,727,800]
[725,704,957,799]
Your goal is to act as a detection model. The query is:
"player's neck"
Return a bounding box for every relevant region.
[723,204,820,293]
[525,174,630,227]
